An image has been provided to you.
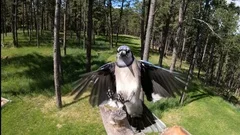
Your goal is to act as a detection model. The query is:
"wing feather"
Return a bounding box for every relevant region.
[139,60,185,101]
[71,63,116,106]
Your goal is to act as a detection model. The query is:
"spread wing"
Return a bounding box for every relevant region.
[139,60,185,101]
[70,63,116,106]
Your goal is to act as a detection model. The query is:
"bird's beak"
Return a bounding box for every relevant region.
[120,51,127,56]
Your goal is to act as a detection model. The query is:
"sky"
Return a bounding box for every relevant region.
[226,0,240,6]
[226,0,240,33]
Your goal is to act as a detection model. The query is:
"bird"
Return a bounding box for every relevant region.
[71,45,185,133]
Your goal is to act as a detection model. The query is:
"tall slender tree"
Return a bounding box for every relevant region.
[83,0,87,49]
[170,0,188,72]
[22,0,26,34]
[63,0,68,56]
[140,0,146,59]
[86,0,93,72]
[12,0,19,47]
[179,28,187,68]
[158,0,175,67]
[53,0,62,109]
[108,0,113,48]
[143,0,156,61]
[180,1,202,104]
[33,0,40,47]
[115,0,125,47]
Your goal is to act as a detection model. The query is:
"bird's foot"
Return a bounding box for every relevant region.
[117,92,136,104]
[117,93,126,104]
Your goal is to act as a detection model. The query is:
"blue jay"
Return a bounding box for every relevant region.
[71,45,185,132]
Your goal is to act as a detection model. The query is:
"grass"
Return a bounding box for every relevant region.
[147,79,240,135]
[2,31,240,135]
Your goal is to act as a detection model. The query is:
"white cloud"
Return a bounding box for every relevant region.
[226,0,240,33]
[226,0,240,6]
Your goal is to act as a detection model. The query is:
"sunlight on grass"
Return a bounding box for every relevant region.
[161,97,240,135]
[1,32,240,135]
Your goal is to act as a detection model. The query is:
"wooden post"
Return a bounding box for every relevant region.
[99,103,139,135]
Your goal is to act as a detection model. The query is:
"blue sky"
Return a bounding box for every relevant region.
[226,0,240,6]
[226,0,240,33]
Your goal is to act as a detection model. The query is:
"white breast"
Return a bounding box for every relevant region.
[115,60,141,100]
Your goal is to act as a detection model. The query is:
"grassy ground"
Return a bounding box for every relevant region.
[1,31,240,135]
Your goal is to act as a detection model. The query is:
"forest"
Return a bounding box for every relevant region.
[1,0,240,134]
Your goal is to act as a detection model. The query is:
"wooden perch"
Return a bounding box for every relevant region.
[99,102,144,135]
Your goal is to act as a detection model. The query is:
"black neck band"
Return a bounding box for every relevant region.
[116,57,135,68]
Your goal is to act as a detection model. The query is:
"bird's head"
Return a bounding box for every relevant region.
[116,45,134,67]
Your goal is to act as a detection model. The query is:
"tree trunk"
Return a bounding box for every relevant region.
[180,38,199,105]
[86,0,93,72]
[79,1,82,47]
[26,0,30,36]
[170,0,186,72]
[143,0,156,61]
[53,0,62,109]
[4,0,7,36]
[209,44,215,85]
[83,0,87,49]
[164,36,171,54]
[30,0,33,42]
[151,30,155,49]
[22,0,26,34]
[144,0,151,38]
[74,3,80,45]
[197,35,209,78]
[108,0,113,49]
[2,24,4,44]
[41,0,45,35]
[158,0,175,67]
[115,0,125,47]
[36,3,39,47]
[2,0,5,43]
[215,52,225,86]
[29,0,33,42]
[140,0,146,59]
[205,42,215,85]
[180,4,202,104]
[92,22,95,45]
[34,1,39,47]
[12,0,18,47]
[46,12,48,30]
[63,0,68,56]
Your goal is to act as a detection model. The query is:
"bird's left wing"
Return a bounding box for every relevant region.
[70,63,116,106]
[139,60,185,102]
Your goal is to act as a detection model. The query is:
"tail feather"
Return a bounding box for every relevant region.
[127,103,166,133]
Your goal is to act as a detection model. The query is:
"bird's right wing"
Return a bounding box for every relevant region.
[139,60,185,101]
[70,63,116,107]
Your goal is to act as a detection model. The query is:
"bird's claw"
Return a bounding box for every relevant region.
[117,93,128,104]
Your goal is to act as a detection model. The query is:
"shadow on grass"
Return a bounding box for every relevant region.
[3,32,217,110]
[148,77,214,116]
[1,52,107,97]
[15,31,53,47]
[63,95,90,108]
